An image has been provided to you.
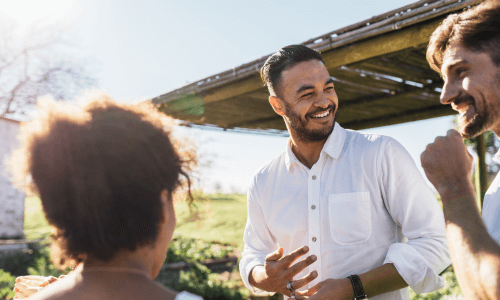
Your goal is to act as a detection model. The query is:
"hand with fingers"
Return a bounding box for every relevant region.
[294,278,353,300]
[421,129,474,201]
[13,275,63,299]
[249,246,318,298]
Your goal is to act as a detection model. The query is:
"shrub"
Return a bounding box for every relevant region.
[166,238,234,263]
[26,247,68,277]
[0,243,44,276]
[175,263,243,300]
[0,243,69,279]
[0,269,15,300]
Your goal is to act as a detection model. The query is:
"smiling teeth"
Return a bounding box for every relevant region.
[312,110,329,118]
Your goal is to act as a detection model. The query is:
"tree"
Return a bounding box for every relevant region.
[463,129,500,183]
[452,118,500,181]
[0,20,97,119]
[214,182,223,194]
[451,117,500,206]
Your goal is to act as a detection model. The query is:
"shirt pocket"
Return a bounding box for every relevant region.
[328,191,372,246]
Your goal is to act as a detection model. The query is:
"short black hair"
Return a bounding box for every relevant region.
[260,45,324,96]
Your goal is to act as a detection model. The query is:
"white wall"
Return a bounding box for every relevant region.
[0,117,25,239]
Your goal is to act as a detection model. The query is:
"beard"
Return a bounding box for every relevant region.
[456,93,489,138]
[283,103,337,142]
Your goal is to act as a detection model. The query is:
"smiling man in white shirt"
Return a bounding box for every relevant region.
[239,45,451,300]
[420,1,500,299]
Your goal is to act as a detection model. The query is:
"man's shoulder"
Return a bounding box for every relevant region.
[247,151,287,194]
[252,151,287,179]
[341,129,410,165]
[344,129,395,150]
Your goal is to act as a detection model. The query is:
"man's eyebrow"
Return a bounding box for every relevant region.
[443,59,469,74]
[296,78,335,94]
[296,84,315,94]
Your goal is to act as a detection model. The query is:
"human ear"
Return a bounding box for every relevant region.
[269,96,285,116]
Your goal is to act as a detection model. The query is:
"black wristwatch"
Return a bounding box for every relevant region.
[347,275,368,300]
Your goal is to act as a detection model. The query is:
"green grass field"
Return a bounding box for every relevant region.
[173,193,247,249]
[24,193,248,249]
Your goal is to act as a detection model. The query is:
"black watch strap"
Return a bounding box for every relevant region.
[347,275,368,300]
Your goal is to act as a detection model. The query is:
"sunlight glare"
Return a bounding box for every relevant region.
[1,0,77,26]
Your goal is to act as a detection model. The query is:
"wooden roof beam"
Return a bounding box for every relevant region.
[345,104,455,130]
[341,83,441,109]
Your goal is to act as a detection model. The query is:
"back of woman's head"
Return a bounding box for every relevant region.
[10,94,190,266]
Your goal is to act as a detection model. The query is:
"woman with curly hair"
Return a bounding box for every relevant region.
[10,94,199,300]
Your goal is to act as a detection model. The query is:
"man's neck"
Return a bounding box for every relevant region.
[289,134,327,169]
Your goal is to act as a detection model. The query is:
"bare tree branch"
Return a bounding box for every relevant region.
[1,78,28,117]
[0,20,98,119]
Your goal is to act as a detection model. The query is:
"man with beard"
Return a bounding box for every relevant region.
[239,45,450,300]
[421,1,500,299]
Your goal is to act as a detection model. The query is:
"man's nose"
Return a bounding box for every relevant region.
[315,95,330,108]
[440,80,460,105]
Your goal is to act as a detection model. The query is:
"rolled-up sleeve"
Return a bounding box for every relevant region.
[379,138,451,293]
[239,176,278,295]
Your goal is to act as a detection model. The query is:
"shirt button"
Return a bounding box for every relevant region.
[312,237,317,242]
[311,205,316,210]
[312,175,317,180]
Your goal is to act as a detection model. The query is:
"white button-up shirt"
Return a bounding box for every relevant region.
[239,123,450,300]
[482,149,500,244]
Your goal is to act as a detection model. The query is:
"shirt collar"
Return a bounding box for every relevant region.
[284,122,346,171]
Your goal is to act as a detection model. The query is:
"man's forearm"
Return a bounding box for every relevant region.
[359,263,407,297]
[252,264,406,296]
[299,263,407,300]
[440,184,500,300]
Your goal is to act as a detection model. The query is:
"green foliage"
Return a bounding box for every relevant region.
[0,269,15,300]
[166,237,234,264]
[175,263,243,300]
[0,243,68,281]
[452,117,500,177]
[26,247,69,277]
[410,266,462,300]
[466,131,500,176]
[0,243,44,276]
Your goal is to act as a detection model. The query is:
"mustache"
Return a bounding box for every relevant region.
[453,93,475,106]
[306,105,336,118]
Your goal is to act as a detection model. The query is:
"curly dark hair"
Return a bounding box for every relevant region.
[10,94,193,267]
[427,0,500,73]
[260,45,324,97]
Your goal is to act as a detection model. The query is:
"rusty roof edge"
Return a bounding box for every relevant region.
[152,0,481,105]
[313,0,481,52]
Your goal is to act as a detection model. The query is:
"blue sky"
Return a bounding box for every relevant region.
[2,0,456,193]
